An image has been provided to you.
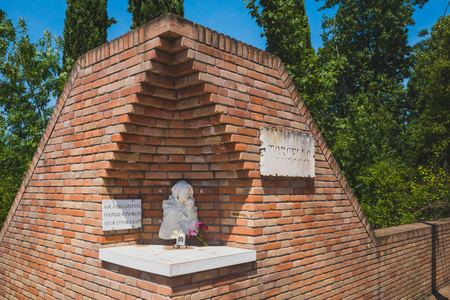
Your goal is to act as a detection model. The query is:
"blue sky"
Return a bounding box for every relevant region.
[1,0,449,51]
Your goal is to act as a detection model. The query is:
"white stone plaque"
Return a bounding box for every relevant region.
[102,199,142,231]
[260,126,315,177]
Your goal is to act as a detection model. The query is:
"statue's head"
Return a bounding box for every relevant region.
[171,181,194,205]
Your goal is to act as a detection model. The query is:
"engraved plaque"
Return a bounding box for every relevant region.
[260,126,315,177]
[102,199,142,231]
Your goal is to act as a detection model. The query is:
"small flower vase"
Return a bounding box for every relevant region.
[171,229,187,248]
[174,233,186,248]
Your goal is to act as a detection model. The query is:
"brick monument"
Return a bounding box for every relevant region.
[0,14,449,300]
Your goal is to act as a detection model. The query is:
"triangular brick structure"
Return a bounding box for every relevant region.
[1,14,449,299]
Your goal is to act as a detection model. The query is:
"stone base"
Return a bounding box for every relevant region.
[99,245,256,277]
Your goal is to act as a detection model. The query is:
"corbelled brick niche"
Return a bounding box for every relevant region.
[1,13,449,300]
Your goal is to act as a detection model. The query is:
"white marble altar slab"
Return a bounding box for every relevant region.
[99,245,256,277]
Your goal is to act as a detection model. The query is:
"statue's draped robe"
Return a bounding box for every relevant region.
[159,181,199,240]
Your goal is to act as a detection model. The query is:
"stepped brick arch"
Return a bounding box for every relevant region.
[0,13,449,300]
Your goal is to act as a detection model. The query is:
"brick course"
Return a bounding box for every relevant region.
[0,13,449,299]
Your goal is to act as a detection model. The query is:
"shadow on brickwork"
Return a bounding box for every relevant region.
[423,222,450,300]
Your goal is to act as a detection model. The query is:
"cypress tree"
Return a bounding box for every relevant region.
[127,0,184,30]
[63,0,117,72]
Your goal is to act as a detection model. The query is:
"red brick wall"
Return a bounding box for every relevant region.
[0,14,449,299]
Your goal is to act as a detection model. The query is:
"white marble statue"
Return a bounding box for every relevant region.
[159,181,199,240]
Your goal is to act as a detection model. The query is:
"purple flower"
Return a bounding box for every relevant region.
[186,220,209,246]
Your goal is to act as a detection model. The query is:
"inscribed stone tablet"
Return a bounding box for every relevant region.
[260,126,315,177]
[102,199,142,231]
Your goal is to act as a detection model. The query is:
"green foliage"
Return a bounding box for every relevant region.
[358,159,416,228]
[331,90,404,191]
[247,0,449,228]
[63,0,116,72]
[318,0,432,227]
[321,0,428,93]
[244,0,345,135]
[359,16,450,228]
[245,0,312,69]
[359,161,450,228]
[0,10,65,227]
[403,15,450,222]
[407,16,450,169]
[319,0,428,124]
[296,48,345,137]
[127,0,184,30]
